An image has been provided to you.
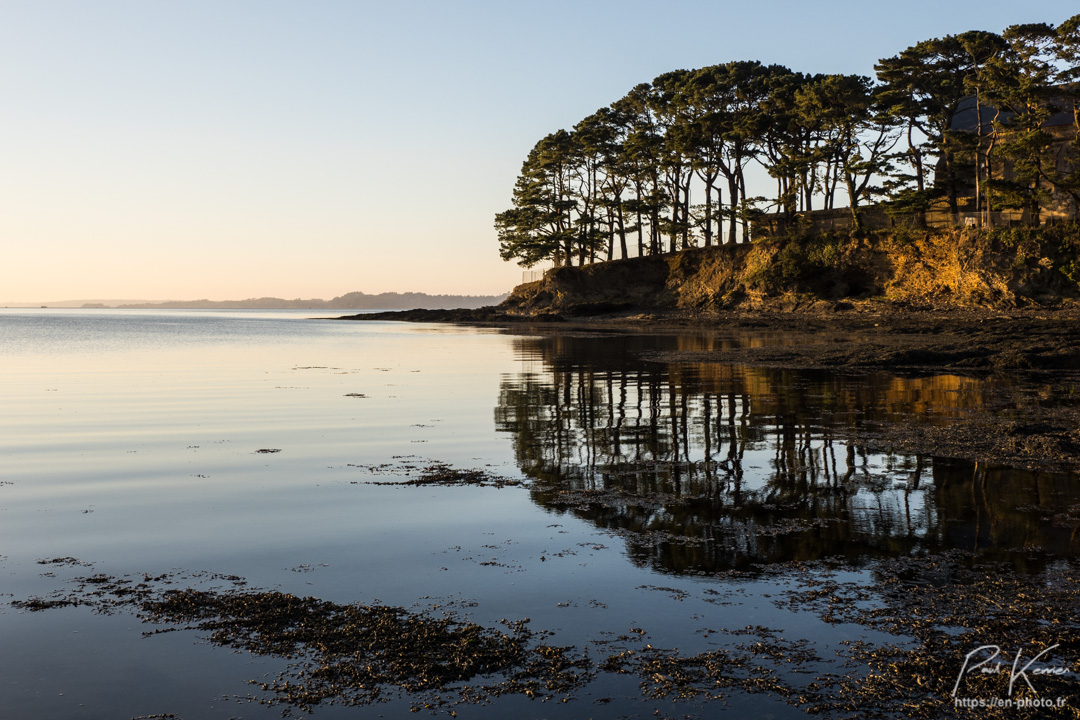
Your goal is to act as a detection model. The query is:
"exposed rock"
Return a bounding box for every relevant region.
[499,227,1080,317]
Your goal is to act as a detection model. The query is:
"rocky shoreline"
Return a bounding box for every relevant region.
[338,303,1080,372]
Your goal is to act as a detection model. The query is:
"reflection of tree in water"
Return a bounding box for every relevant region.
[496,334,1080,573]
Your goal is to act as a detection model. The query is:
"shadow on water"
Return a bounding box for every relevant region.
[495,332,1080,573]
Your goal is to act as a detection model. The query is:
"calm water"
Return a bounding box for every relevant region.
[1,309,1077,718]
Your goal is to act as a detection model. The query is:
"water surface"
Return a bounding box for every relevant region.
[2,309,1077,718]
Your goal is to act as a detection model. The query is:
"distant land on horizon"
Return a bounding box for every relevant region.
[110,290,508,310]
[2,291,510,310]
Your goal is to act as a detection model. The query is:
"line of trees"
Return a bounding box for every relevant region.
[496,17,1080,268]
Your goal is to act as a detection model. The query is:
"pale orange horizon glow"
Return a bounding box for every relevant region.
[1,1,1059,304]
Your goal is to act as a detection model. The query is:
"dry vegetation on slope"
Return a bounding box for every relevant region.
[501,225,1080,316]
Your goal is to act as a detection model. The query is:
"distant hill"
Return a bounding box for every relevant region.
[1,299,155,308]
[113,291,508,310]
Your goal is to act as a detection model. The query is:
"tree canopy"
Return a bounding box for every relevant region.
[496,15,1080,267]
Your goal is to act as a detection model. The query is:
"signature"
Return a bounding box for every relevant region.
[952,644,1069,698]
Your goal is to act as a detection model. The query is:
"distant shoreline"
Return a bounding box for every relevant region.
[2,290,509,310]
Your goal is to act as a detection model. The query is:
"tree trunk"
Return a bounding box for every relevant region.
[908,122,924,193]
[681,177,691,250]
[608,206,615,258]
[651,201,661,255]
[983,108,1001,226]
[617,201,628,259]
[737,171,749,242]
[703,183,712,247]
[944,151,960,217]
[558,199,573,266]
[845,172,862,232]
[633,181,645,257]
[636,205,644,257]
[974,87,983,220]
[669,173,680,254]
[727,174,739,244]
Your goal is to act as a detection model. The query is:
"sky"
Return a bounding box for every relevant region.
[1,1,1077,302]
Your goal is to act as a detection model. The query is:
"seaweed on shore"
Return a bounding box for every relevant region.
[12,552,1080,718]
[146,589,588,711]
[768,552,1080,718]
[13,564,588,713]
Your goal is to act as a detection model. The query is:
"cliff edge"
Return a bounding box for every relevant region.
[500,226,1080,316]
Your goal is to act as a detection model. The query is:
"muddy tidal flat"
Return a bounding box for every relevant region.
[3,308,1080,719]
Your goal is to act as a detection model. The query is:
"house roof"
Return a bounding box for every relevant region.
[950,94,1076,133]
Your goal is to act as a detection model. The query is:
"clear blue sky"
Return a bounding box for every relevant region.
[1,0,1075,301]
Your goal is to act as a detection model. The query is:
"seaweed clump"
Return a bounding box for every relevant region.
[14,565,588,713]
[773,552,1080,718]
[357,460,523,488]
[143,588,589,710]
